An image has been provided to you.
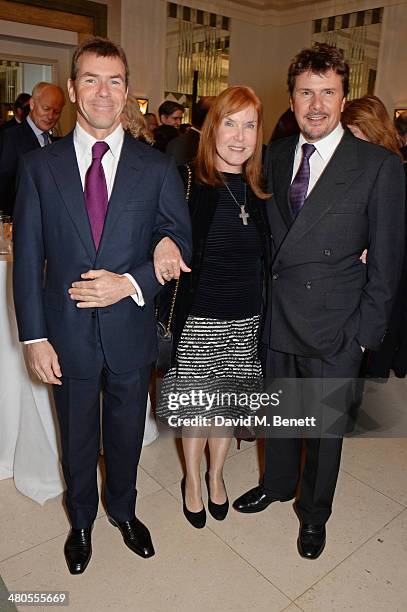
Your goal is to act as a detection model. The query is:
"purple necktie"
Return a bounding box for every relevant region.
[84,141,110,249]
[289,143,316,217]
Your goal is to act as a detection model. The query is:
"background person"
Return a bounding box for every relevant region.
[166,96,215,165]
[395,110,407,162]
[156,86,270,530]
[0,82,65,216]
[144,112,158,132]
[0,92,31,132]
[158,100,184,128]
[342,95,407,380]
[121,93,154,144]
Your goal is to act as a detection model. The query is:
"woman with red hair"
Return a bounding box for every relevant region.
[157,86,270,528]
[342,95,402,157]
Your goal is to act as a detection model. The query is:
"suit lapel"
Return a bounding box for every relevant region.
[269,136,297,229]
[279,130,363,251]
[21,120,41,150]
[47,132,96,260]
[96,133,147,256]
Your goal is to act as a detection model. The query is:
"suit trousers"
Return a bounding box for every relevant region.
[263,343,363,524]
[53,339,151,529]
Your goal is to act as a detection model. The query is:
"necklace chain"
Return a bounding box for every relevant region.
[221,177,250,226]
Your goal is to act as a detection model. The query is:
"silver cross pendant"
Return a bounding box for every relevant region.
[239,205,250,225]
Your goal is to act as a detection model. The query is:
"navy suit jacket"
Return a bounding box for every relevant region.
[0,120,41,216]
[12,131,192,377]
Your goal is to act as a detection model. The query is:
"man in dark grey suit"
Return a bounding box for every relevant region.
[13,37,191,574]
[233,44,405,559]
[0,82,65,216]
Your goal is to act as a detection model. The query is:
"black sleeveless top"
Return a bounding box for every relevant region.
[190,173,263,320]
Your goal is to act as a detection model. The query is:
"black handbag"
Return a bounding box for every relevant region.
[156,164,192,373]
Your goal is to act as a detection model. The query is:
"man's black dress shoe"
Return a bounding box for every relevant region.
[233,486,292,514]
[181,477,206,528]
[64,527,92,574]
[108,517,155,558]
[297,523,326,559]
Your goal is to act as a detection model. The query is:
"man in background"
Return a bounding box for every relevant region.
[0,82,65,216]
[158,100,184,128]
[0,92,31,132]
[167,96,214,165]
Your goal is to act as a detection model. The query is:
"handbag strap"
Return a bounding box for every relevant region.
[164,163,193,334]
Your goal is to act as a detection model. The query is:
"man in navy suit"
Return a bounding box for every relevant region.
[0,83,65,216]
[13,37,191,574]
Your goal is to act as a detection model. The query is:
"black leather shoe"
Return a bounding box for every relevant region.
[64,527,92,574]
[297,523,326,559]
[233,486,293,514]
[206,474,229,521]
[181,477,206,528]
[108,516,155,558]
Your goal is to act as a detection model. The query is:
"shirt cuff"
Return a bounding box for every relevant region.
[23,338,48,344]
[123,273,145,307]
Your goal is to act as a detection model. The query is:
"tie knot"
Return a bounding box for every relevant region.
[92,141,109,160]
[302,143,316,159]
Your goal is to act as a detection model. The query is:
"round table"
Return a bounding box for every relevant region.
[0,255,158,504]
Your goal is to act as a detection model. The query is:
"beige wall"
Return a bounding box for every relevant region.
[228,19,312,140]
[0,21,76,134]
[120,0,167,117]
[375,3,407,116]
[259,21,312,140]
[1,0,406,136]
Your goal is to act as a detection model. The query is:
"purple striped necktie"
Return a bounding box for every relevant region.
[84,141,110,249]
[289,142,316,217]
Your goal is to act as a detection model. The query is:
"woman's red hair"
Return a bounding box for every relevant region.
[195,85,269,199]
[342,95,402,158]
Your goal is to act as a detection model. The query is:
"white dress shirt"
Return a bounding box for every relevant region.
[291,122,344,196]
[24,122,145,345]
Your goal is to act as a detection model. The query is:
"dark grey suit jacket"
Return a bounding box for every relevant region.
[263,128,406,358]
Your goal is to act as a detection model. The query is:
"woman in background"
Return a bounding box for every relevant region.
[342,95,407,380]
[120,96,158,446]
[157,86,270,528]
[121,94,154,145]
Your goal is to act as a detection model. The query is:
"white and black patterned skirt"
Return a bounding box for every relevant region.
[157,315,263,424]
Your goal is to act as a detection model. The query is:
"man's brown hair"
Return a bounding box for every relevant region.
[288,43,349,97]
[70,37,129,86]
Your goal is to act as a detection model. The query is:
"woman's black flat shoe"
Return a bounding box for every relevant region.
[206,474,229,521]
[181,478,206,529]
[208,497,229,521]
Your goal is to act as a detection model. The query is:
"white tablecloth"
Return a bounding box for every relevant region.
[0,256,158,504]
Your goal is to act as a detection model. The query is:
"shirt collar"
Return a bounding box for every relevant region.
[27,114,45,138]
[298,122,344,160]
[73,121,124,157]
